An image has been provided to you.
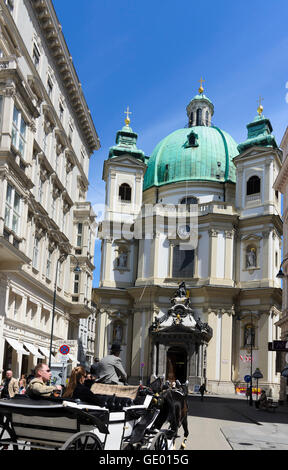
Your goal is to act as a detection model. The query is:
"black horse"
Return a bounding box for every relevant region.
[151,379,189,449]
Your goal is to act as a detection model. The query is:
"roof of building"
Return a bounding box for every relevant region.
[143,125,238,190]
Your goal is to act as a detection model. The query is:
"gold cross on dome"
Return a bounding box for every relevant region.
[198,77,205,93]
[257,96,264,115]
[124,106,132,125]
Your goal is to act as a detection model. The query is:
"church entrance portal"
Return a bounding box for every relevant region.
[166,347,187,383]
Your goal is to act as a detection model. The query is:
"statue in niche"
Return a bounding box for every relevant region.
[244,325,255,346]
[112,322,123,343]
[246,247,257,268]
[116,251,128,268]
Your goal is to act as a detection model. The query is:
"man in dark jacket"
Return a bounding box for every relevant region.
[1,370,19,398]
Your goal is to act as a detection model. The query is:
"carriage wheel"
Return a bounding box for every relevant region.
[60,431,103,450]
[150,431,168,450]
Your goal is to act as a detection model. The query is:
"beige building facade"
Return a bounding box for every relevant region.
[0,0,98,378]
[94,90,283,397]
[274,126,288,401]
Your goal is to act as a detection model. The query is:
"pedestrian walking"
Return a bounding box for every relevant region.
[199,383,207,401]
[0,370,19,398]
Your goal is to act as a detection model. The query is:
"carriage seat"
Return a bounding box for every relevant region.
[90,383,139,400]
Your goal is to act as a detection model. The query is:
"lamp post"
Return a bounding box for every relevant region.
[252,368,263,401]
[248,310,254,406]
[239,310,254,406]
[276,256,288,279]
[48,253,81,368]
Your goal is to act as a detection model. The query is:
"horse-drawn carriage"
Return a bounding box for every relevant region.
[0,380,188,451]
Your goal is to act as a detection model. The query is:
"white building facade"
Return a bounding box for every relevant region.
[0,0,98,379]
[94,90,282,397]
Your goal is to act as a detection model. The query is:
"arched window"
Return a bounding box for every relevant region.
[180,196,198,205]
[196,108,202,126]
[189,112,194,127]
[247,176,260,195]
[163,164,169,182]
[119,183,131,202]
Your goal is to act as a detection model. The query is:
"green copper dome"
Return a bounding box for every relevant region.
[143,125,238,190]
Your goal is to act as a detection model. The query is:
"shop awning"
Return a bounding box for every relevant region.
[38,346,54,359]
[23,342,45,359]
[5,338,29,355]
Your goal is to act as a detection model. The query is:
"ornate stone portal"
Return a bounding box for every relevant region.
[149,282,212,390]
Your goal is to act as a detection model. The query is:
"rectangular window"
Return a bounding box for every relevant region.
[51,197,56,219]
[38,178,43,204]
[12,105,26,158]
[5,183,21,235]
[172,246,195,278]
[59,102,64,122]
[5,0,14,13]
[47,77,53,97]
[68,123,73,144]
[43,131,48,154]
[74,273,80,294]
[0,95,3,134]
[32,237,39,269]
[46,250,52,279]
[33,43,40,69]
[77,223,83,247]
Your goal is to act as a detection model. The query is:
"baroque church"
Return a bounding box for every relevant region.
[93,84,283,396]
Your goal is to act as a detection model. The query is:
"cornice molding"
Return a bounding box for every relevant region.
[30,0,100,154]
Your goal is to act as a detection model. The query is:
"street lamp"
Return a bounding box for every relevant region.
[252,367,263,401]
[276,256,288,279]
[239,310,254,406]
[48,253,81,368]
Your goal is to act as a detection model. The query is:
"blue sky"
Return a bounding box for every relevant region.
[53,0,288,285]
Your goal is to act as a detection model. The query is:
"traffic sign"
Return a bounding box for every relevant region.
[244,375,251,383]
[270,341,288,352]
[59,344,70,355]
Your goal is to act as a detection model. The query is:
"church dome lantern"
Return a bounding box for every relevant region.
[186,78,214,127]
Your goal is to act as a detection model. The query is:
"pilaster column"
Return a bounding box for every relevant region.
[153,232,160,279]
[103,238,113,283]
[209,229,218,279]
[1,89,15,149]
[262,231,270,279]
[224,230,234,280]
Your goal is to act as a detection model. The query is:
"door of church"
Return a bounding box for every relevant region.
[166,347,187,383]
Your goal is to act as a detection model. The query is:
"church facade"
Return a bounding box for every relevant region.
[93,88,282,396]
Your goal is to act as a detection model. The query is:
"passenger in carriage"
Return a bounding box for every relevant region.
[26,364,62,398]
[96,344,127,385]
[63,366,107,406]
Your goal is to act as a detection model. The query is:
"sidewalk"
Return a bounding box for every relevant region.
[186,393,288,450]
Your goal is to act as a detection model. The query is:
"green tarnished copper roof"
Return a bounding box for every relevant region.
[108,123,145,161]
[191,93,213,105]
[237,114,278,153]
[143,126,238,191]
